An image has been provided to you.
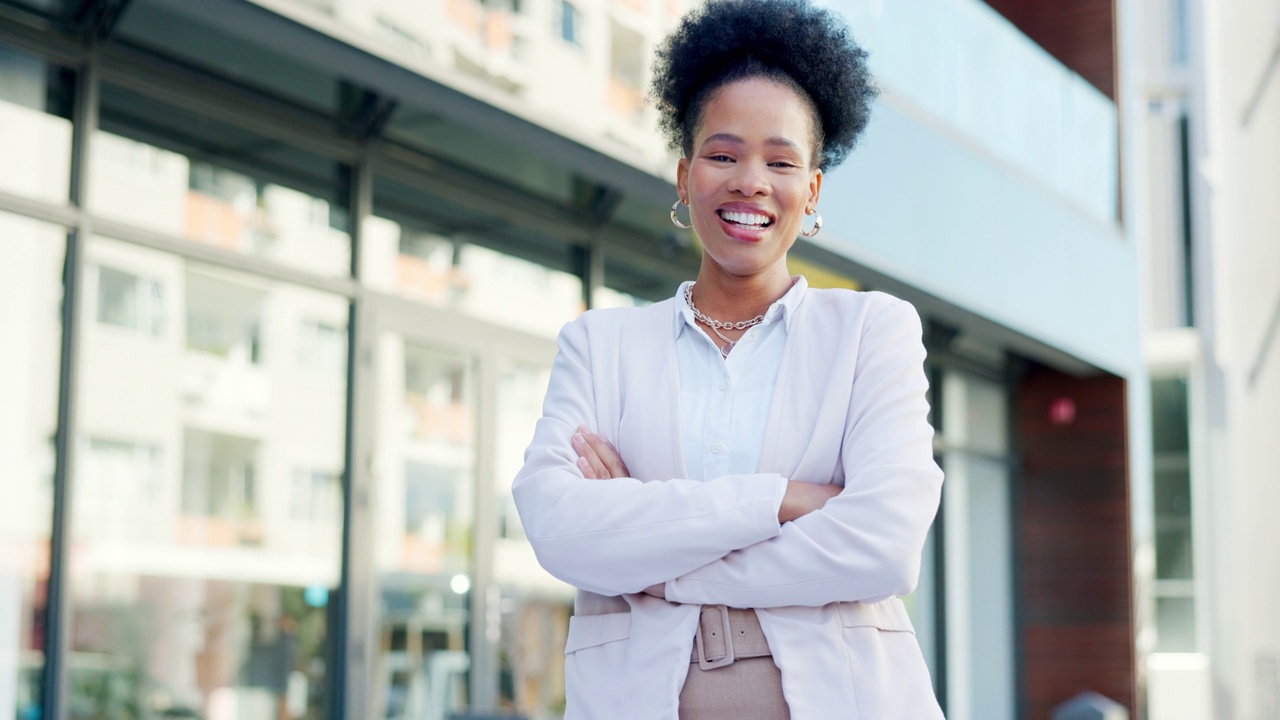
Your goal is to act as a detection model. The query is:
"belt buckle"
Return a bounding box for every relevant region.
[695,605,735,671]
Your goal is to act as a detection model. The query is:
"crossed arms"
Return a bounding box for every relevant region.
[511,298,943,608]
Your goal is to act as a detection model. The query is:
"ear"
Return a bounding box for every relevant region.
[676,156,691,204]
[807,168,823,212]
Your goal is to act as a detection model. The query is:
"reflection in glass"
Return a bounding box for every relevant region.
[88,128,352,277]
[494,361,573,717]
[375,339,476,720]
[363,217,583,338]
[92,264,167,336]
[69,237,347,719]
[0,213,65,720]
[0,43,73,203]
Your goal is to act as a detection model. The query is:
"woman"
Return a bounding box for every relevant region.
[513,0,944,717]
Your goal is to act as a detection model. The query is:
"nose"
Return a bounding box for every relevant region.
[728,158,770,197]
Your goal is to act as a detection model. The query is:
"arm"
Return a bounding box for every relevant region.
[511,316,789,597]
[573,432,841,598]
[662,299,944,608]
[574,430,840,525]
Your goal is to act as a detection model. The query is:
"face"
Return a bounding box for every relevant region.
[677,77,823,281]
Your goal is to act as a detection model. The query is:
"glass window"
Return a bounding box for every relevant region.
[291,469,340,524]
[68,236,348,719]
[81,438,166,541]
[493,360,573,717]
[373,338,476,720]
[557,0,582,46]
[298,320,348,377]
[1152,376,1196,651]
[1156,596,1196,652]
[90,83,353,278]
[608,22,645,122]
[1170,0,1190,66]
[91,265,167,337]
[362,216,583,339]
[0,43,73,203]
[937,370,1014,719]
[0,212,66,720]
[185,269,265,363]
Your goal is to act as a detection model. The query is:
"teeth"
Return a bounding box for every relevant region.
[720,210,771,227]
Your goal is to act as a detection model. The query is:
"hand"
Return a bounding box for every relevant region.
[778,480,842,523]
[571,426,631,480]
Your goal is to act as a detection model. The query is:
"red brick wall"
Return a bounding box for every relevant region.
[1016,363,1136,718]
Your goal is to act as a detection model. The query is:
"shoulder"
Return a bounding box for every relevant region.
[800,288,921,331]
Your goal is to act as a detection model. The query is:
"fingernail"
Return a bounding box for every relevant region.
[576,458,590,471]
[572,432,585,445]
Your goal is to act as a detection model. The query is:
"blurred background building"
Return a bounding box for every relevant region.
[0,0,1268,718]
[1125,1,1280,719]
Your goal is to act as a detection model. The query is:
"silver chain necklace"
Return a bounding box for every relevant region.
[683,283,766,359]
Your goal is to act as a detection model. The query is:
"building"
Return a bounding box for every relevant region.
[0,0,1144,718]
[1124,0,1280,717]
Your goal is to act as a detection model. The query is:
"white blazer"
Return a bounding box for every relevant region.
[513,287,945,719]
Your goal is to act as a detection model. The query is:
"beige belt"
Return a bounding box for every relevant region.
[690,605,773,670]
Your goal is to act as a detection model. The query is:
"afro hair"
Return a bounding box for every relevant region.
[650,0,878,171]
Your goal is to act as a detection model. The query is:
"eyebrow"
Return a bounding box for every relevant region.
[700,133,803,152]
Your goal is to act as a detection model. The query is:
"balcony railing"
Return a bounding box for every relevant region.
[826,0,1119,223]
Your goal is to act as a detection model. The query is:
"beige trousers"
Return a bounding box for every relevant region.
[678,656,791,720]
[677,607,791,720]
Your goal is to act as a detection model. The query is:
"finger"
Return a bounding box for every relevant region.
[571,431,610,479]
[587,434,629,478]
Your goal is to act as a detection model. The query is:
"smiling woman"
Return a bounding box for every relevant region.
[511,1,945,718]
[677,78,821,288]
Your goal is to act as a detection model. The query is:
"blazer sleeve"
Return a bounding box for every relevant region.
[512,314,788,597]
[662,299,944,608]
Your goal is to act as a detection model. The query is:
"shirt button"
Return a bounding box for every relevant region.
[718,380,728,391]
[709,442,723,454]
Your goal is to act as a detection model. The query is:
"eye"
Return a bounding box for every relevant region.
[704,153,735,163]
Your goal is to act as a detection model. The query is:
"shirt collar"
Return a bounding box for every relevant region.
[673,275,809,339]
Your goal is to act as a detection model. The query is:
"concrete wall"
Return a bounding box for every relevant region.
[1199,1,1280,716]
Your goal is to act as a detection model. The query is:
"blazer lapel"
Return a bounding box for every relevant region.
[615,300,689,482]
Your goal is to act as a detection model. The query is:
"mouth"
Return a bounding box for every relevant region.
[716,208,774,229]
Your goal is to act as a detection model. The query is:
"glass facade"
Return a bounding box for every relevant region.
[493,361,572,718]
[70,238,348,719]
[0,213,65,720]
[372,339,476,720]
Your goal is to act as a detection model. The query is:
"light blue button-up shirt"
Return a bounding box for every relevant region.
[674,276,808,491]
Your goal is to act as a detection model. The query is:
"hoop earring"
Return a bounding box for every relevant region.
[800,211,823,238]
[670,199,692,229]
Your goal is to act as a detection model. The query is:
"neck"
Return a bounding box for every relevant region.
[692,262,794,321]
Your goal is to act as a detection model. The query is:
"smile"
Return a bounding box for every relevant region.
[717,209,773,228]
